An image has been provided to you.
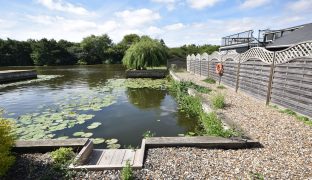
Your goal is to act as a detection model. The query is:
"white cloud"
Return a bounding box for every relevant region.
[36,0,89,15]
[115,9,161,27]
[287,0,312,12]
[186,0,220,9]
[151,0,178,10]
[164,23,185,30]
[240,0,270,9]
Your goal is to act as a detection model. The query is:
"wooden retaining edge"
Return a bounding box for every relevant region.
[145,136,261,149]
[13,138,89,153]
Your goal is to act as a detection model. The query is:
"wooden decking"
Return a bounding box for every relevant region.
[0,70,37,83]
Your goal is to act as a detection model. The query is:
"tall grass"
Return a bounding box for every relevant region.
[169,80,233,137]
[211,93,225,109]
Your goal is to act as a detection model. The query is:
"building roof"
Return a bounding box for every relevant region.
[266,23,312,49]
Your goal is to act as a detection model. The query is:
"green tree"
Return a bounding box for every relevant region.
[122,37,168,70]
[80,34,113,64]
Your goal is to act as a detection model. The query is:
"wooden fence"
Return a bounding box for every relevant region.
[186,41,312,118]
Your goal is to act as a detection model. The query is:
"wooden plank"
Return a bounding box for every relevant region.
[122,150,135,166]
[87,149,105,165]
[98,149,116,165]
[110,149,126,165]
[144,136,260,149]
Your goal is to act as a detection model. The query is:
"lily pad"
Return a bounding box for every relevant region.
[107,143,121,149]
[106,138,118,144]
[87,122,102,129]
[57,136,69,140]
[81,132,93,138]
[73,131,85,137]
[91,138,105,144]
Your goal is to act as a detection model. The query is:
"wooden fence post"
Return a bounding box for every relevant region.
[266,52,276,105]
[199,59,202,76]
[207,59,210,77]
[235,55,241,92]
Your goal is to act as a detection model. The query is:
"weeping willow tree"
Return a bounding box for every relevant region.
[122,37,168,70]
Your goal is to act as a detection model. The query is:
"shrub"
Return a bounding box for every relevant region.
[203,78,216,84]
[121,160,133,180]
[217,85,226,89]
[200,112,231,137]
[122,37,168,70]
[51,147,75,170]
[0,118,16,177]
[211,93,225,109]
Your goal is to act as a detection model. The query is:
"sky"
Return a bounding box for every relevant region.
[0,0,311,47]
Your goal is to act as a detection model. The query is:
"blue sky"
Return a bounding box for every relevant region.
[0,0,311,47]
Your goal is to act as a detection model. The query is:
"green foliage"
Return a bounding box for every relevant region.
[278,108,312,127]
[142,130,155,138]
[211,93,225,109]
[51,147,75,170]
[203,78,216,84]
[122,37,168,70]
[81,34,113,65]
[170,80,233,137]
[0,118,16,177]
[200,112,232,137]
[121,160,134,180]
[217,85,226,89]
[249,172,265,180]
[168,44,219,58]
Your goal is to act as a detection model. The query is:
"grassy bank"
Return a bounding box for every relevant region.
[169,80,233,137]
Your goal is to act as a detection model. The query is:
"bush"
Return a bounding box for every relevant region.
[51,147,75,170]
[122,37,168,70]
[211,93,225,109]
[121,160,133,180]
[0,118,16,177]
[203,78,216,84]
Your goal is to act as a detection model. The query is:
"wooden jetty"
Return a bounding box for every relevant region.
[0,70,37,83]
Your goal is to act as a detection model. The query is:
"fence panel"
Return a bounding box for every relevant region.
[208,59,219,80]
[271,57,312,117]
[238,58,271,100]
[221,59,238,88]
[195,60,201,75]
[201,60,209,77]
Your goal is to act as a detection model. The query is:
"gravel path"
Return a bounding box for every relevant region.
[135,72,311,179]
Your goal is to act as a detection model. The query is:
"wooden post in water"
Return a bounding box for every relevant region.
[266,52,276,105]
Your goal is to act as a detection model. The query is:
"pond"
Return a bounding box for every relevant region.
[0,65,196,148]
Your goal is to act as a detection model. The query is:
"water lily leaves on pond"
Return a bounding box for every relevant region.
[77,114,95,121]
[81,132,93,138]
[106,138,118,144]
[178,134,185,137]
[91,138,105,144]
[73,131,85,137]
[107,143,121,149]
[87,122,102,129]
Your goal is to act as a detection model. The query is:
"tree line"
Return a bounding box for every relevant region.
[0,34,219,66]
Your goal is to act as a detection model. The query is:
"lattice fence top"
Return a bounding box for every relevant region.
[195,54,201,60]
[186,55,191,61]
[201,53,208,61]
[275,41,312,64]
[222,50,240,62]
[209,51,222,61]
[186,41,312,64]
[191,54,196,60]
[240,47,274,64]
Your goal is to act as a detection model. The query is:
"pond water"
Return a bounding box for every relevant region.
[0,65,196,148]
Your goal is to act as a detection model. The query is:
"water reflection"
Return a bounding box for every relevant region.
[126,88,166,109]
